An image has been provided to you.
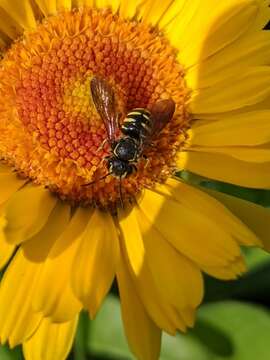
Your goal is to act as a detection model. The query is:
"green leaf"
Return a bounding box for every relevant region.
[160,332,211,360]
[0,346,23,360]
[178,169,270,206]
[203,249,270,303]
[243,248,270,271]
[204,263,270,304]
[88,296,270,360]
[195,301,270,360]
[74,311,89,360]
[88,295,131,359]
[198,177,270,206]
[190,320,233,358]
[88,295,211,360]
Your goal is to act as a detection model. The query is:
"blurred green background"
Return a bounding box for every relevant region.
[2,173,270,360]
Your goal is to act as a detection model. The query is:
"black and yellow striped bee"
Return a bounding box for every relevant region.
[90,76,175,183]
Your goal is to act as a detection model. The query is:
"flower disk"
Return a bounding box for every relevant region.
[0,8,190,209]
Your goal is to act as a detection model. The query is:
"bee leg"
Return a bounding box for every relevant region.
[100,156,107,165]
[119,176,124,209]
[131,164,137,174]
[82,171,112,186]
[142,155,150,169]
[97,138,109,152]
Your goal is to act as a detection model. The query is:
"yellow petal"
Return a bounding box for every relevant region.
[117,251,161,360]
[202,188,270,253]
[190,111,270,147]
[34,0,57,15]
[29,204,73,321]
[180,307,197,328]
[189,145,270,163]
[72,0,94,7]
[248,0,270,33]
[47,286,82,322]
[96,0,120,12]
[190,67,270,114]
[119,208,195,333]
[159,178,260,247]
[0,164,13,172]
[163,0,199,50]
[119,0,146,19]
[0,249,42,347]
[186,32,270,89]
[0,202,71,347]
[32,207,90,321]
[178,150,270,189]
[135,207,203,309]
[201,255,247,280]
[25,203,71,319]
[0,216,14,269]
[138,188,241,268]
[158,0,186,29]
[118,207,145,276]
[4,186,57,245]
[57,0,71,11]
[27,216,78,322]
[190,91,270,121]
[141,0,175,26]
[0,172,26,205]
[71,209,119,319]
[180,0,259,68]
[22,201,71,262]
[23,316,78,360]
[0,0,36,30]
[0,7,23,39]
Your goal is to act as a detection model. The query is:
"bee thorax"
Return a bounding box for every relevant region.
[113,137,138,162]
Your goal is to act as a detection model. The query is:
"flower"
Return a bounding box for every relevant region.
[0,0,269,359]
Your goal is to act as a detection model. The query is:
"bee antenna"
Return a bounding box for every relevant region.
[83,172,113,186]
[119,176,124,209]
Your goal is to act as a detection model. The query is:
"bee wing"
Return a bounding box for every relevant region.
[90,76,118,144]
[149,99,175,139]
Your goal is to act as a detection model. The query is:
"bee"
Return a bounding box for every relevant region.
[90,76,175,182]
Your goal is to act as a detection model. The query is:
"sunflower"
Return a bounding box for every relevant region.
[0,0,269,359]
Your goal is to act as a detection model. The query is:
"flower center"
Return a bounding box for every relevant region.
[0,8,190,209]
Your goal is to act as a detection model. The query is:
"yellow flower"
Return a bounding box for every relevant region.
[0,0,269,359]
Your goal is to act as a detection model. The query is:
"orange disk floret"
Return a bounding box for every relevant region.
[0,8,190,209]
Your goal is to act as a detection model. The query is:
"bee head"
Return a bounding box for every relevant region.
[108,157,135,178]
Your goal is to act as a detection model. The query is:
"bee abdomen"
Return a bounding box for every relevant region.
[121,108,152,140]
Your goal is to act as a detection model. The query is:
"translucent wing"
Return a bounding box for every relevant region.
[150,99,175,139]
[90,76,118,144]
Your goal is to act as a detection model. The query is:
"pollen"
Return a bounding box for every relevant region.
[0,8,190,209]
